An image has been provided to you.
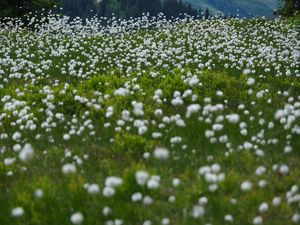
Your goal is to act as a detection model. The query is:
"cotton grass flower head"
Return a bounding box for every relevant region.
[243,68,251,75]
[224,214,234,222]
[63,134,70,141]
[19,143,34,162]
[114,87,130,96]
[258,202,269,213]
[131,192,143,202]
[12,131,21,141]
[102,206,112,216]
[241,180,252,192]
[247,77,255,86]
[87,184,100,194]
[198,196,208,205]
[192,205,205,218]
[172,178,181,187]
[62,163,76,175]
[226,114,240,124]
[105,176,123,187]
[253,216,263,225]
[103,186,115,197]
[272,197,281,206]
[188,76,199,87]
[153,147,169,160]
[34,188,44,198]
[147,176,160,190]
[11,207,24,217]
[70,212,84,225]
[161,218,170,225]
[143,195,154,205]
[292,214,300,223]
[279,164,289,175]
[255,166,266,176]
[13,144,22,152]
[135,170,149,186]
[143,220,152,225]
[186,104,201,118]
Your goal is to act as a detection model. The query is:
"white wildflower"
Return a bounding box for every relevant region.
[153,147,169,160]
[62,163,76,175]
[70,212,84,225]
[241,181,252,192]
[11,207,24,217]
[19,144,34,162]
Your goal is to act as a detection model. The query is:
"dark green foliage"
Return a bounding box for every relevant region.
[54,0,198,19]
[54,0,96,18]
[162,0,197,18]
[277,0,300,17]
[204,8,210,19]
[0,0,54,18]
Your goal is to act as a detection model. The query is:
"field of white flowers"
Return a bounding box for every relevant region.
[0,14,300,225]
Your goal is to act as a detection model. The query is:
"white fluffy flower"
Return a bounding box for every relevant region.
[253,216,263,225]
[131,192,143,202]
[279,164,289,175]
[188,76,199,87]
[62,163,76,175]
[247,77,255,86]
[143,195,153,205]
[102,206,112,216]
[114,87,130,96]
[87,184,100,194]
[34,189,44,198]
[226,114,240,124]
[132,102,144,116]
[11,207,24,217]
[192,205,205,218]
[243,68,251,75]
[241,180,252,192]
[19,143,34,162]
[105,176,123,187]
[198,197,208,205]
[153,147,169,160]
[224,214,234,222]
[258,202,269,213]
[216,90,223,96]
[292,213,300,223]
[171,97,183,106]
[12,132,21,141]
[272,197,281,206]
[13,144,22,152]
[172,178,181,187]
[186,104,201,118]
[161,218,170,225]
[102,186,115,197]
[147,177,160,190]
[70,212,84,225]
[63,134,70,141]
[255,166,266,176]
[135,170,149,186]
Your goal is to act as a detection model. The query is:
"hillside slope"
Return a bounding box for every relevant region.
[185,0,279,17]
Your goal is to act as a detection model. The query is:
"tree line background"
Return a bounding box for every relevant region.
[276,0,300,16]
[59,0,201,19]
[0,0,202,19]
[0,0,299,19]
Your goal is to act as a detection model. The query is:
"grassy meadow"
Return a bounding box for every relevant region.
[0,15,300,225]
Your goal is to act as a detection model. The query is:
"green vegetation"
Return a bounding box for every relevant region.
[0,15,299,225]
[55,0,198,19]
[0,0,54,18]
[276,0,300,17]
